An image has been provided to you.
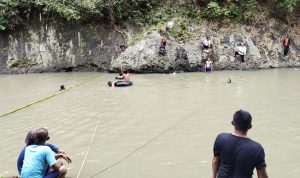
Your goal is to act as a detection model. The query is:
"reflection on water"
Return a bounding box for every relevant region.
[0,69,300,178]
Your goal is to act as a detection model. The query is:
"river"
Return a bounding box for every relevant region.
[0,69,300,178]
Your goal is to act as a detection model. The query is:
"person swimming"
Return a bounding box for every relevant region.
[227,78,232,83]
[108,71,132,87]
[59,85,65,91]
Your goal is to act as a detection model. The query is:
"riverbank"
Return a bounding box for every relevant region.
[0,6,299,74]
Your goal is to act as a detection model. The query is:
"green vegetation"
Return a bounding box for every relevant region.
[10,58,29,68]
[0,0,299,31]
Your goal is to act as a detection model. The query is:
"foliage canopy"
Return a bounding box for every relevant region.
[0,0,299,31]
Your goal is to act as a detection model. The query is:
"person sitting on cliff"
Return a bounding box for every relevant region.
[205,58,213,72]
[234,43,247,62]
[166,20,174,32]
[202,37,211,50]
[120,43,126,52]
[282,34,290,56]
[116,42,126,56]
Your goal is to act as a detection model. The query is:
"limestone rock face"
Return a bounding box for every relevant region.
[110,25,300,73]
[111,30,203,73]
[1,19,300,74]
[0,21,125,74]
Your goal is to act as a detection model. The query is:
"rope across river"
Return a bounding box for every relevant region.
[0,75,98,118]
[87,109,200,178]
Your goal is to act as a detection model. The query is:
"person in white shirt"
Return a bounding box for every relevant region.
[202,37,211,49]
[235,43,247,62]
[166,21,174,32]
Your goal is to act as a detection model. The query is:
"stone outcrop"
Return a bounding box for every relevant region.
[0,19,128,74]
[111,24,300,73]
[111,30,204,73]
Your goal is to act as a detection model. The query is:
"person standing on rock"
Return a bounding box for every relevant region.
[235,43,247,62]
[211,109,269,178]
[159,35,167,55]
[205,58,213,72]
[282,34,290,56]
[160,35,167,47]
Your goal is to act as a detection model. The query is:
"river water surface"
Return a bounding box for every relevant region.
[0,69,300,178]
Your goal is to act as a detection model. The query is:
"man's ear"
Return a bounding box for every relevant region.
[248,124,252,130]
[231,121,234,126]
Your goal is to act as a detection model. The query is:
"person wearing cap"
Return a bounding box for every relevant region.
[211,109,269,178]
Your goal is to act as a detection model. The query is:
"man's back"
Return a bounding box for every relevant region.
[21,145,57,178]
[213,133,266,178]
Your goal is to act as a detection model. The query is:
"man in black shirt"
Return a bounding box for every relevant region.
[212,109,269,178]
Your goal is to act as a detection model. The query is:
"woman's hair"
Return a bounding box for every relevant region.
[25,129,36,146]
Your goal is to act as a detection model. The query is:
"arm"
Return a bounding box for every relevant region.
[212,156,220,178]
[116,73,124,79]
[45,143,60,153]
[55,153,72,163]
[17,147,26,175]
[256,167,268,178]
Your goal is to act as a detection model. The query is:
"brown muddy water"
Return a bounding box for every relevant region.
[0,69,300,178]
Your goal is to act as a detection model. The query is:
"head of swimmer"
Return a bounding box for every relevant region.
[108,81,112,87]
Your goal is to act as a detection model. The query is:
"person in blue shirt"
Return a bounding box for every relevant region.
[20,128,71,178]
[17,129,62,175]
[211,109,269,178]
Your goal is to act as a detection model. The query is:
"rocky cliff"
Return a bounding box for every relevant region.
[111,21,300,73]
[0,18,299,74]
[0,17,129,74]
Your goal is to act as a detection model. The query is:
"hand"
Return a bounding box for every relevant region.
[62,154,72,163]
